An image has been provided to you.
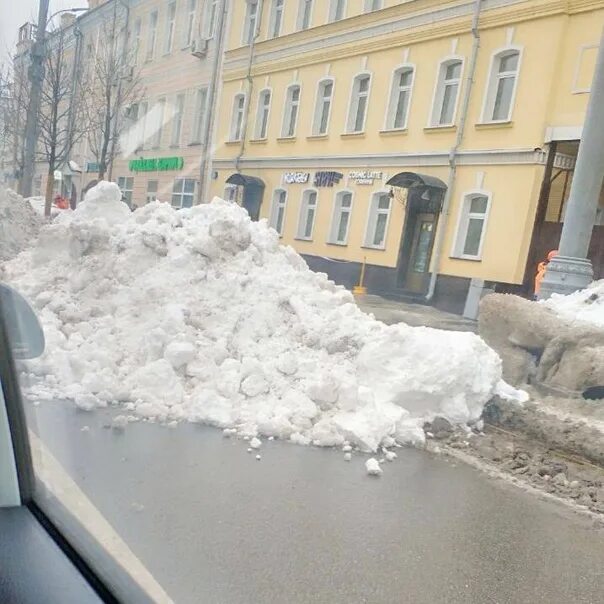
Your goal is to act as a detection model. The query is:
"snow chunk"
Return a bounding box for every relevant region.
[365,458,383,476]
[249,437,262,449]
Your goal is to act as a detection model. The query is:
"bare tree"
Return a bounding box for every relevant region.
[37,27,86,216]
[0,61,30,192]
[81,5,144,181]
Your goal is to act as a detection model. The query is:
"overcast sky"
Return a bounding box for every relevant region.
[0,0,88,64]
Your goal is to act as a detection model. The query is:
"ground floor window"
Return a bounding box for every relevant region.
[364,192,391,248]
[329,190,353,245]
[269,189,287,235]
[117,177,134,205]
[452,192,490,259]
[296,189,318,240]
[146,180,158,204]
[172,178,196,208]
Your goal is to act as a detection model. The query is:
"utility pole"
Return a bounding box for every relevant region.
[21,0,50,197]
[539,28,604,299]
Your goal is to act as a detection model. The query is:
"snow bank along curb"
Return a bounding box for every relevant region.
[0,187,42,263]
[544,280,604,329]
[5,181,508,452]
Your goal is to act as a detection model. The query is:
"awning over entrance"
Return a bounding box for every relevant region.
[226,173,265,188]
[386,172,447,191]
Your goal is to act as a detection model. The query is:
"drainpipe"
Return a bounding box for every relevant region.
[198,0,229,203]
[235,0,264,174]
[426,0,482,301]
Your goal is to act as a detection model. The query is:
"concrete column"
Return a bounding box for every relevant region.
[539,28,604,299]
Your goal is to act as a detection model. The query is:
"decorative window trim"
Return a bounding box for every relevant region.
[362,189,392,250]
[428,55,464,127]
[479,45,523,124]
[312,77,335,136]
[328,0,347,23]
[296,0,315,31]
[201,0,219,39]
[164,1,177,55]
[364,0,383,12]
[383,63,416,131]
[450,189,492,260]
[327,189,354,245]
[242,0,259,45]
[268,0,285,39]
[345,71,372,134]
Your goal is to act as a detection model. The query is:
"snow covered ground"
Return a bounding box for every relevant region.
[544,281,604,329]
[4,181,509,452]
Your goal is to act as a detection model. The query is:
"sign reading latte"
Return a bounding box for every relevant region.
[349,170,382,185]
[129,156,184,172]
[283,171,310,184]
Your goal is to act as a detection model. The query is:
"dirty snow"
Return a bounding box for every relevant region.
[0,188,42,263]
[4,181,505,452]
[544,280,604,329]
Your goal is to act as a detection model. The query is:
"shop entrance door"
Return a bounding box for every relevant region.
[403,213,438,293]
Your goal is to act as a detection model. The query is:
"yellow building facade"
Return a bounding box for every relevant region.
[210,0,604,312]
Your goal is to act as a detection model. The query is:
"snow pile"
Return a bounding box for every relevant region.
[0,187,42,262]
[4,181,505,452]
[544,280,604,329]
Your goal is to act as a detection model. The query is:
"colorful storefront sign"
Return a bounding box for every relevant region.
[129,156,184,172]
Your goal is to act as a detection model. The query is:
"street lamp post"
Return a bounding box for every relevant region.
[539,28,604,299]
[19,3,88,197]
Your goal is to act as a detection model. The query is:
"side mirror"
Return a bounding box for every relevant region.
[0,284,45,359]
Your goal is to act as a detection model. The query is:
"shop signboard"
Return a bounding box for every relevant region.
[313,171,343,187]
[282,172,310,184]
[348,170,383,185]
[129,156,184,172]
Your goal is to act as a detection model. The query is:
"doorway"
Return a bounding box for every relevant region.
[225,173,265,221]
[386,171,446,294]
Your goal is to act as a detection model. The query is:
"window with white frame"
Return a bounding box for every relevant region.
[282,84,301,137]
[365,192,391,248]
[230,93,246,141]
[386,67,414,129]
[152,98,166,148]
[329,191,353,244]
[203,0,218,38]
[297,0,313,30]
[364,0,383,12]
[224,184,240,202]
[297,190,318,239]
[347,74,371,133]
[184,0,197,46]
[133,17,142,63]
[269,189,287,235]
[269,0,284,38]
[191,87,208,143]
[146,11,158,60]
[453,193,490,259]
[243,1,259,44]
[483,50,520,122]
[165,2,176,54]
[313,79,334,135]
[431,59,462,126]
[146,180,159,204]
[172,178,197,208]
[328,0,346,22]
[117,177,134,205]
[171,94,185,146]
[255,89,272,139]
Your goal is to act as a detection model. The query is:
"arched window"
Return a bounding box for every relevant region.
[269,189,288,235]
[346,73,371,133]
[329,190,353,245]
[282,84,301,137]
[364,192,391,248]
[430,58,463,126]
[452,192,492,259]
[254,89,272,139]
[230,93,246,141]
[297,189,318,240]
[312,78,334,135]
[482,49,521,122]
[386,66,414,130]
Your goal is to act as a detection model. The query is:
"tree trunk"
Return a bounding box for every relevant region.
[44,169,55,218]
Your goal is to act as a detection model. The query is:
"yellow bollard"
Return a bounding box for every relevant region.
[353,256,368,295]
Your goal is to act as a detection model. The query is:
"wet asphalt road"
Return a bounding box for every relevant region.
[27,403,604,604]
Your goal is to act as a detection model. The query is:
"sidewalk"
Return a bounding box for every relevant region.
[355,294,476,332]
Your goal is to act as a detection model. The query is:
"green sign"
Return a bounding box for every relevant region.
[129,156,184,172]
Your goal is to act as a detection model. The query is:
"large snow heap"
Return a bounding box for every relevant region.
[5,181,504,451]
[0,187,42,263]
